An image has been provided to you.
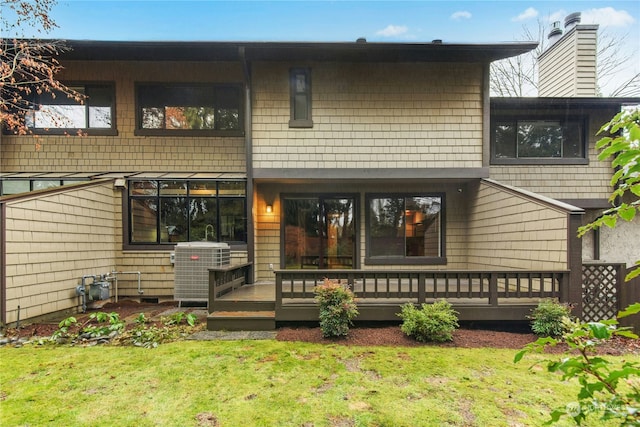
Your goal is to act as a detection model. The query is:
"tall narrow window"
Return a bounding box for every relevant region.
[289,68,312,128]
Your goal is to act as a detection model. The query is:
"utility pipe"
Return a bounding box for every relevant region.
[110,271,143,301]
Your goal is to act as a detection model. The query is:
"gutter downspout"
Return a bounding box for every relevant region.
[240,46,255,283]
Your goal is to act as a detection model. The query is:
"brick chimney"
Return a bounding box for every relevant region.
[538,12,599,97]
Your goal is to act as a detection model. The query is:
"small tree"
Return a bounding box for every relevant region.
[1,0,85,135]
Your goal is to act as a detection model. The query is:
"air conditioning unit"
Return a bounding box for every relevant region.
[174,242,230,305]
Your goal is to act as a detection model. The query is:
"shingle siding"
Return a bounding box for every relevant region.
[252,62,484,170]
[1,61,247,173]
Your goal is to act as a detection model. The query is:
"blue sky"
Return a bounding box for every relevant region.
[6,1,639,95]
[36,0,639,44]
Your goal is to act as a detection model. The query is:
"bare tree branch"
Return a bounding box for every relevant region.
[1,0,86,135]
[490,20,639,97]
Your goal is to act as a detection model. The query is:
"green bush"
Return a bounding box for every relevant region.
[528,299,572,337]
[398,300,459,342]
[314,278,358,338]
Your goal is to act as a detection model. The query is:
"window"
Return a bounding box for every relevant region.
[289,68,312,128]
[366,194,445,265]
[24,83,115,134]
[136,84,242,135]
[491,116,586,164]
[282,196,356,269]
[0,179,88,196]
[127,180,246,246]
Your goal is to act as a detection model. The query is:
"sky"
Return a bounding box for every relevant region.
[32,0,638,44]
[5,0,640,94]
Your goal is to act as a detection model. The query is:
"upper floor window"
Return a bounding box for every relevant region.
[24,83,115,135]
[136,83,242,136]
[289,68,313,128]
[366,194,445,265]
[491,116,587,164]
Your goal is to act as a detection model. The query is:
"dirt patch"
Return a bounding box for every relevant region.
[4,300,206,340]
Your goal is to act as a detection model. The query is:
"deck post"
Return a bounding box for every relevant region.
[275,272,283,312]
[418,273,426,304]
[489,274,498,307]
[568,212,584,318]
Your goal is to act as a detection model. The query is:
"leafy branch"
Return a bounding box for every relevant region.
[578,108,640,280]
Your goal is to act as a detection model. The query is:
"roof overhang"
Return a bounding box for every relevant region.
[491,97,640,110]
[53,39,538,63]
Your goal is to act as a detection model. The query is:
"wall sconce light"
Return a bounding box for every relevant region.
[266,204,273,213]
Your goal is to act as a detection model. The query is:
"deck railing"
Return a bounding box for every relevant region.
[275,269,568,309]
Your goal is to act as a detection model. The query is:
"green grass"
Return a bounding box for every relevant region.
[1,340,636,426]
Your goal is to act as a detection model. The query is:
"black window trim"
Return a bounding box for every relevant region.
[134,82,244,137]
[364,192,447,266]
[490,114,589,165]
[288,68,313,128]
[123,178,248,250]
[9,81,118,136]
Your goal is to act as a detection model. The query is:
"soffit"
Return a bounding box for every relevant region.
[58,40,538,63]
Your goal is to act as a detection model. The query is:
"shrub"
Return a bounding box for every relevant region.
[398,300,459,343]
[314,278,358,338]
[528,299,572,337]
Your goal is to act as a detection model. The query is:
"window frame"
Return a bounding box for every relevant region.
[490,114,589,165]
[288,68,313,128]
[365,193,446,266]
[134,82,244,137]
[17,82,117,136]
[123,179,248,250]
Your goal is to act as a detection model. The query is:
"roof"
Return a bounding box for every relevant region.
[491,97,640,109]
[55,39,538,63]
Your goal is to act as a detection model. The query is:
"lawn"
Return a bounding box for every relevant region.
[0,340,633,426]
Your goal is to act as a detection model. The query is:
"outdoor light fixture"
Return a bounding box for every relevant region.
[266,204,273,213]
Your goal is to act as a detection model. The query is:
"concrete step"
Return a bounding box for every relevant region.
[207,310,276,331]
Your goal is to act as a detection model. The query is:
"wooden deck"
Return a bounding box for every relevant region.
[207,268,570,330]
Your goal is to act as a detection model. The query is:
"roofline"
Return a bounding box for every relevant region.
[491,97,640,108]
[44,39,538,63]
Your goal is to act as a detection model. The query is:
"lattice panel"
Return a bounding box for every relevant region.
[582,264,618,322]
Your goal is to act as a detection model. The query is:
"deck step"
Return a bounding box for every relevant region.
[207,310,276,331]
[212,300,275,312]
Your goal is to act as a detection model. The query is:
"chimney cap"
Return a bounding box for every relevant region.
[564,12,581,29]
[547,21,563,45]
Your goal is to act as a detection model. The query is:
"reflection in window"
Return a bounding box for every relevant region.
[128,180,246,245]
[368,195,442,258]
[493,118,584,160]
[137,84,241,131]
[25,84,114,130]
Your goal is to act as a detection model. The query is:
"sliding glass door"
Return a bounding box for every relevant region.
[283,196,356,269]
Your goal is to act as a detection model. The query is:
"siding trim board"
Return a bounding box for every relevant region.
[482,179,584,214]
[254,168,490,181]
[1,202,6,325]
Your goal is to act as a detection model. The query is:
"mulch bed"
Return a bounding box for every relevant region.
[4,301,640,355]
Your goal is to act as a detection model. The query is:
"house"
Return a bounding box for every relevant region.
[1,23,638,329]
